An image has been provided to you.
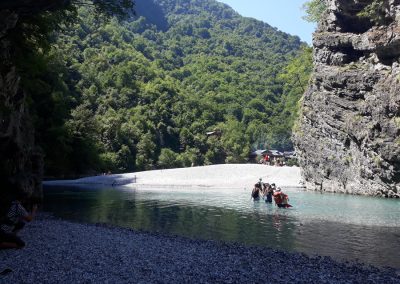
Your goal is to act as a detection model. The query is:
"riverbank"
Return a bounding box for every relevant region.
[44,164,303,189]
[1,214,399,283]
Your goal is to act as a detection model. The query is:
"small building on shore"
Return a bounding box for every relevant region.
[250,149,297,165]
[266,150,284,159]
[283,151,296,159]
[250,149,268,158]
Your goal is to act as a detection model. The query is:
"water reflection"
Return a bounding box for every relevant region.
[43,185,400,268]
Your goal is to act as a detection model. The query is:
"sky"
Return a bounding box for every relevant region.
[217,0,316,44]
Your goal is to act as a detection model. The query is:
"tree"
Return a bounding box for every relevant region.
[22,0,309,176]
[302,0,327,23]
[158,148,180,169]
[220,119,250,163]
[278,47,313,124]
[65,104,101,174]
[136,133,156,171]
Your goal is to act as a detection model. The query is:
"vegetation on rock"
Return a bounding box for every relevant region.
[302,0,327,23]
[357,0,390,25]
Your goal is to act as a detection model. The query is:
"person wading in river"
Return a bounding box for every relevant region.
[251,179,263,201]
[273,188,292,208]
[264,183,273,203]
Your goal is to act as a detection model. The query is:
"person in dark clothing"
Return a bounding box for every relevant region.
[251,180,262,201]
[264,183,273,203]
[0,198,37,249]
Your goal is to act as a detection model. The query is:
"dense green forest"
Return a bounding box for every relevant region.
[23,0,312,177]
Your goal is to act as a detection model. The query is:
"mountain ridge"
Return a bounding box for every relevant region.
[35,0,310,176]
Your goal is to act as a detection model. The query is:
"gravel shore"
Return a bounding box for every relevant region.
[1,214,399,283]
[44,164,303,189]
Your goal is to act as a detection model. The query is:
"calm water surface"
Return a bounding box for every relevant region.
[43,185,400,268]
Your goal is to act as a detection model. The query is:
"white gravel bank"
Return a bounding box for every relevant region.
[44,164,303,189]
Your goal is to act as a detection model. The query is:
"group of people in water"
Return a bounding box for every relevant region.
[251,178,292,208]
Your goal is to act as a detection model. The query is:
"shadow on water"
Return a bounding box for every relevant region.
[43,185,400,269]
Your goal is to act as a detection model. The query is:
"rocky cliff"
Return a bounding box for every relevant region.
[0,1,67,201]
[295,0,400,197]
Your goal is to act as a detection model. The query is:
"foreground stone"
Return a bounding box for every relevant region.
[0,215,399,283]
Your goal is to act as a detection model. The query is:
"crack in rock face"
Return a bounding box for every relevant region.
[294,0,400,197]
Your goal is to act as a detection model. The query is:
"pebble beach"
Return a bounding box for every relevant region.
[3,165,400,283]
[1,214,399,283]
[44,164,303,189]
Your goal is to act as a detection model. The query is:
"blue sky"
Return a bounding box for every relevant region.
[217,0,316,44]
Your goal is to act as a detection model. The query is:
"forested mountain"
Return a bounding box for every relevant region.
[28,0,312,176]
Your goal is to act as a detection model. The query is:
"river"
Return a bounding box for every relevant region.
[43,185,400,268]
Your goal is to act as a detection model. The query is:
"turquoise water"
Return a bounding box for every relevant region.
[43,186,400,268]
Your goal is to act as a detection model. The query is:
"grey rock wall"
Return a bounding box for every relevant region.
[294,0,400,197]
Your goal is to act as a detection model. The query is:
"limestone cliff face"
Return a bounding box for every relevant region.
[294,0,400,197]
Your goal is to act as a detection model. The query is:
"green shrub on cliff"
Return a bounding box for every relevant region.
[302,0,327,23]
[357,0,390,25]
